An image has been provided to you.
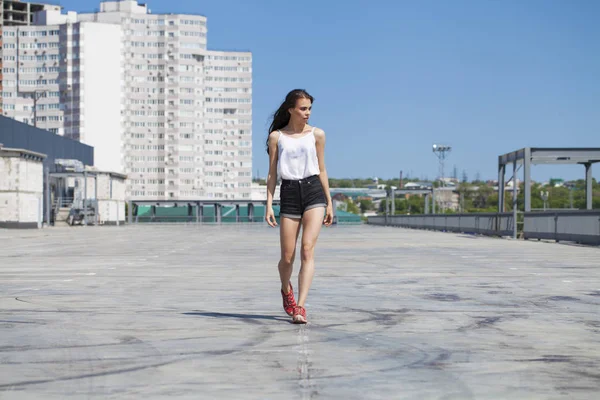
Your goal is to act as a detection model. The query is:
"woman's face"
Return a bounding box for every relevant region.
[289,98,312,123]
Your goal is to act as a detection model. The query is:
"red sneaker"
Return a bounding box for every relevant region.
[292,306,307,324]
[281,282,296,316]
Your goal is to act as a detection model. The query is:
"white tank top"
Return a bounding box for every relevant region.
[277,128,321,180]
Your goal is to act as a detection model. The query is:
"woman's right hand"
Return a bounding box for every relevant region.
[265,207,278,227]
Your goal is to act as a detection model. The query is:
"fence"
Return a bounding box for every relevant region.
[128,202,363,225]
[523,211,600,245]
[368,213,514,236]
[368,211,600,245]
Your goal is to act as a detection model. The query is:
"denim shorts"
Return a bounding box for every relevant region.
[279,175,327,219]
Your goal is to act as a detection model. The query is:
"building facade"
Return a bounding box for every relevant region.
[1,14,123,173]
[1,0,253,200]
[0,115,94,229]
[0,142,45,228]
[0,0,61,113]
[0,114,93,172]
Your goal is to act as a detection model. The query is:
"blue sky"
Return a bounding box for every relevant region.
[58,0,599,182]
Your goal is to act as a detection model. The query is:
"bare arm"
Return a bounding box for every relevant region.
[265,131,280,226]
[315,128,333,225]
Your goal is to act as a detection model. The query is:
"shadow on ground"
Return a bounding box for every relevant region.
[183,311,290,322]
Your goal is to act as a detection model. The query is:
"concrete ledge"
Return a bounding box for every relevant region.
[101,221,126,226]
[0,221,39,229]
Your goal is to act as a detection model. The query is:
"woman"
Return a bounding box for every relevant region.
[265,89,333,324]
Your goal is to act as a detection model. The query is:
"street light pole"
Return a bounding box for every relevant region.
[432,144,452,213]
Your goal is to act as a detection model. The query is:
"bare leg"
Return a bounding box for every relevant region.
[297,207,325,307]
[279,216,302,293]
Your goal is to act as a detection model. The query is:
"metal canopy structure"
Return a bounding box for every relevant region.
[498,147,600,212]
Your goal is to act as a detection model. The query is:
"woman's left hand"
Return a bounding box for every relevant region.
[324,205,333,227]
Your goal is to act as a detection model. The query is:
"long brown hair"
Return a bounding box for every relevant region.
[266,89,314,154]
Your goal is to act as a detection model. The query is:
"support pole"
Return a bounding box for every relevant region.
[128,200,133,224]
[83,171,88,226]
[432,189,436,214]
[195,203,200,223]
[425,193,430,215]
[512,161,517,239]
[498,162,506,213]
[385,193,389,225]
[94,175,98,226]
[199,203,204,224]
[524,148,531,212]
[585,163,593,210]
[248,203,254,222]
[391,189,395,216]
[45,167,50,226]
[385,194,389,216]
[38,192,43,228]
[235,204,240,223]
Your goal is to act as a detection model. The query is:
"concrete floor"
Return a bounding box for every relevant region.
[0,224,599,399]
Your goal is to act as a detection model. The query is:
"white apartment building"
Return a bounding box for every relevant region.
[1,0,253,201]
[0,0,63,113]
[1,14,123,173]
[79,0,253,200]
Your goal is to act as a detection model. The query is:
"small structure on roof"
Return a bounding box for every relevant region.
[49,164,127,226]
[0,144,47,229]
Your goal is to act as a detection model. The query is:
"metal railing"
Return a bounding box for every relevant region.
[134,215,264,224]
[53,197,74,210]
[368,213,514,237]
[368,211,600,245]
[523,210,600,245]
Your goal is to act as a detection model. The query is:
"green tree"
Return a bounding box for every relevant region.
[471,184,493,209]
[406,196,425,214]
[344,199,360,214]
[358,199,373,214]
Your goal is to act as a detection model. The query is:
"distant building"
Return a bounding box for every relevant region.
[1,0,253,201]
[332,193,348,202]
[403,181,432,190]
[440,177,458,186]
[1,0,59,26]
[0,115,93,172]
[0,115,125,228]
[250,182,280,202]
[0,143,45,228]
[1,13,122,173]
[0,0,62,112]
